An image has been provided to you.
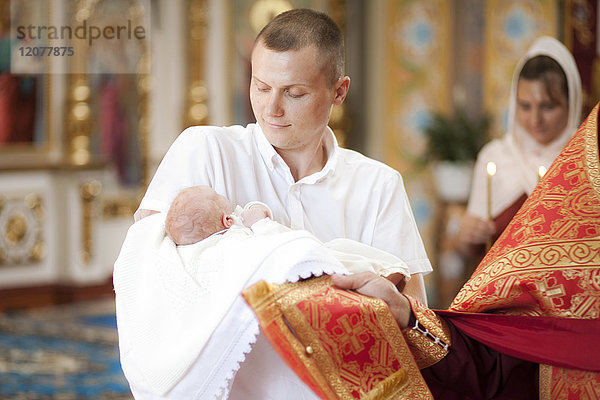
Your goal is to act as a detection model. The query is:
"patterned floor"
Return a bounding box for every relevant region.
[0,297,133,399]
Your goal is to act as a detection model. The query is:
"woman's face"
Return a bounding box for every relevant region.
[516,78,569,145]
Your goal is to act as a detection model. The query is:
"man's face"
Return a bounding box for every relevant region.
[250,41,345,153]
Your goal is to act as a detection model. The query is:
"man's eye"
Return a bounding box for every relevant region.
[287,91,305,98]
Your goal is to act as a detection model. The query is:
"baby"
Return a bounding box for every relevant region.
[165,185,272,245]
[165,185,408,286]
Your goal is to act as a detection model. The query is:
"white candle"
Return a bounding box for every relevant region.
[486,162,496,221]
[538,165,547,181]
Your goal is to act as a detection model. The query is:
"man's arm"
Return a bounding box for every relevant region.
[403,273,427,306]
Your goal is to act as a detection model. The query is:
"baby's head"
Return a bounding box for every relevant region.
[166,186,234,245]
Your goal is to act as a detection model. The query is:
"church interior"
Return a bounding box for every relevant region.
[0,0,598,398]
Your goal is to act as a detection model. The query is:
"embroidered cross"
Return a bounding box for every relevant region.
[538,279,565,298]
[333,314,368,355]
[512,214,545,240]
[563,165,585,183]
[537,279,566,308]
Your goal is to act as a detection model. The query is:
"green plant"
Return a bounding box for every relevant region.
[422,109,490,162]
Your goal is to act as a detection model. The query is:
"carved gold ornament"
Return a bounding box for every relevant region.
[0,194,45,265]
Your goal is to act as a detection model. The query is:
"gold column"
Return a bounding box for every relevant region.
[184,0,210,128]
[66,75,93,165]
[65,1,94,165]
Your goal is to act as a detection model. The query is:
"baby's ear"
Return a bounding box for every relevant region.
[222,214,234,228]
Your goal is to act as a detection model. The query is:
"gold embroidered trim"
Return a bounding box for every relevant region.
[243,276,434,399]
[402,296,451,369]
[540,365,600,400]
[539,364,552,400]
[243,278,340,399]
[363,369,408,400]
[453,238,600,310]
[583,104,600,202]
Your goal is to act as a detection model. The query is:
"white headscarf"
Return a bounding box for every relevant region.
[467,36,583,219]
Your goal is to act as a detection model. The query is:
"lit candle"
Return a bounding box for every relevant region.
[486,161,496,221]
[538,165,547,181]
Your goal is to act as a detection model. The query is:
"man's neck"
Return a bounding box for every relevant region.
[277,140,328,182]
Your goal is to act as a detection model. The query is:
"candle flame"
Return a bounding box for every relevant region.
[538,166,547,179]
[486,161,496,176]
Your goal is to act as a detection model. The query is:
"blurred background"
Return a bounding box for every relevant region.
[0,0,598,397]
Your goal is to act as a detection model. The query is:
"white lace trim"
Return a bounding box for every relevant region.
[193,264,343,400]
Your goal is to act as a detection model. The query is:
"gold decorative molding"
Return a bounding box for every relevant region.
[0,194,45,265]
[80,180,102,265]
[184,0,210,128]
[66,74,93,166]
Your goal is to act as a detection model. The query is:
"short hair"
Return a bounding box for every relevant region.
[165,186,229,244]
[254,8,345,87]
[519,55,568,105]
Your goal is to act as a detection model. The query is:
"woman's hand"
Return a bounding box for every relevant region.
[331,272,411,328]
[456,213,496,252]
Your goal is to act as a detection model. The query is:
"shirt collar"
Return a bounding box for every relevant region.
[253,123,278,170]
[252,123,339,183]
[300,126,338,184]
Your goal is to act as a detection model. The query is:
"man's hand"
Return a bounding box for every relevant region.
[331,272,411,328]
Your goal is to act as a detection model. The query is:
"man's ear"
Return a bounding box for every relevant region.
[222,214,234,228]
[333,76,350,105]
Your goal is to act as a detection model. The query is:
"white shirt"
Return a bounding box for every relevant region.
[137,123,432,275]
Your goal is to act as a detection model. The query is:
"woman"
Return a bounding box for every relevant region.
[457,36,582,251]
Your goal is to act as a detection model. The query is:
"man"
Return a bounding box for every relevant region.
[124,8,432,399]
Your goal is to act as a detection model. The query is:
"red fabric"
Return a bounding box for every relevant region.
[448,104,600,397]
[243,278,433,399]
[492,193,527,242]
[436,310,600,372]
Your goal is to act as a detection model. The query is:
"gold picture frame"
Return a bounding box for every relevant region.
[0,0,55,168]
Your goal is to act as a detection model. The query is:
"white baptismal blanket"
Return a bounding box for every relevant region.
[113,213,349,397]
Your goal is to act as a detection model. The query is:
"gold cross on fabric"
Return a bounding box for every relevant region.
[332,314,369,355]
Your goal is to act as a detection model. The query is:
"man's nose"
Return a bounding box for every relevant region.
[265,92,284,117]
